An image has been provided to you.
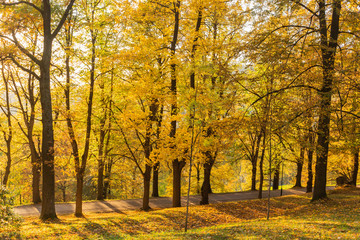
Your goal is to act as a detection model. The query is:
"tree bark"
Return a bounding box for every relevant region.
[152,102,163,198]
[97,72,109,200]
[200,151,215,205]
[258,131,266,199]
[169,0,183,208]
[306,137,314,193]
[143,165,152,210]
[294,147,305,187]
[313,0,341,201]
[273,164,280,190]
[251,132,262,191]
[1,65,12,187]
[75,172,84,217]
[152,162,160,197]
[172,159,185,207]
[350,149,359,186]
[103,157,113,199]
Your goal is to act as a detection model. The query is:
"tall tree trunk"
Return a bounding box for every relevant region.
[97,79,107,200]
[350,149,359,186]
[294,147,305,187]
[170,0,183,208]
[195,164,201,194]
[306,135,314,193]
[1,65,12,187]
[62,12,93,217]
[75,30,96,216]
[97,156,105,200]
[31,154,42,203]
[251,132,262,191]
[313,0,341,201]
[27,79,42,204]
[200,151,215,205]
[152,162,160,197]
[172,159,185,207]
[251,161,257,191]
[143,165,151,210]
[103,70,114,199]
[258,131,266,199]
[103,157,113,199]
[61,185,66,202]
[75,172,84,216]
[39,58,56,220]
[152,103,163,198]
[142,107,154,210]
[273,164,280,190]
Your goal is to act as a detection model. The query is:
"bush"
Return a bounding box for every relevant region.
[0,186,21,238]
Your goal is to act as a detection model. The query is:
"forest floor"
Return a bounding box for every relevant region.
[3,187,359,239]
[14,187,331,217]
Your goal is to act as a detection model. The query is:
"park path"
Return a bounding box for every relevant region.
[14,187,322,217]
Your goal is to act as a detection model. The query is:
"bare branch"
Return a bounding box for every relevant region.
[51,0,76,39]
[0,1,43,14]
[291,0,318,17]
[339,31,360,39]
[7,55,40,80]
[0,32,42,65]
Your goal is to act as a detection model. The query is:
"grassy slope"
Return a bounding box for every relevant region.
[2,187,359,239]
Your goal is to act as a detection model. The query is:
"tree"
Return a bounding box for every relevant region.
[0,61,13,187]
[0,0,76,220]
[312,0,341,200]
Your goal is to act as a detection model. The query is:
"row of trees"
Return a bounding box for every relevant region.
[0,0,359,220]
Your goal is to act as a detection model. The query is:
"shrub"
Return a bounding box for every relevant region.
[0,186,21,238]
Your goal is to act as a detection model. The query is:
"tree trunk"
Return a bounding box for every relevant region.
[97,76,107,200]
[1,68,12,187]
[39,60,56,220]
[27,79,42,204]
[172,159,185,207]
[62,186,66,202]
[350,149,359,186]
[294,147,305,188]
[143,165,152,210]
[200,152,215,205]
[32,159,42,203]
[75,172,84,217]
[258,135,266,199]
[251,161,257,191]
[2,141,12,187]
[251,132,262,191]
[313,0,341,201]
[29,131,41,203]
[97,160,105,200]
[306,146,314,193]
[273,164,280,190]
[196,164,201,194]
[170,0,182,208]
[152,162,160,197]
[103,157,113,199]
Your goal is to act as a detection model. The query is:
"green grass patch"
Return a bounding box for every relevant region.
[2,187,360,239]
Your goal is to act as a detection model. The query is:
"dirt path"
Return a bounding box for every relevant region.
[14,187,326,217]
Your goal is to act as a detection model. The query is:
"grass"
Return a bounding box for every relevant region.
[2,187,360,239]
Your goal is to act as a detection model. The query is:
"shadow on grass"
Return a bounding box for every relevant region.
[99,201,127,214]
[108,218,152,235]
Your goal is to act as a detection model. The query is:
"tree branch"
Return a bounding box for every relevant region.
[7,55,40,80]
[51,0,76,39]
[0,1,43,15]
